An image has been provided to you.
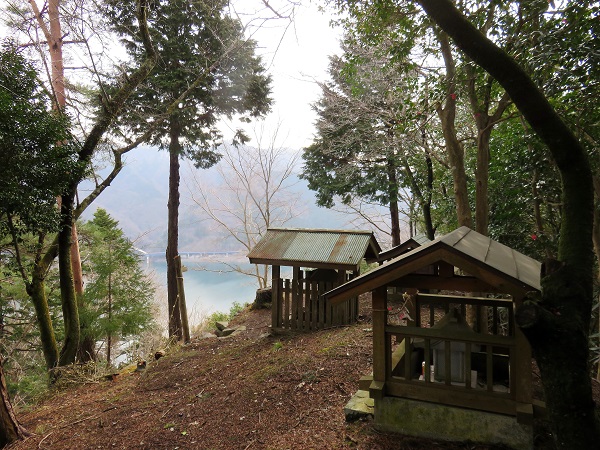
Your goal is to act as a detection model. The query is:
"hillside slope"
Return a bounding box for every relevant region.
[11,297,544,450]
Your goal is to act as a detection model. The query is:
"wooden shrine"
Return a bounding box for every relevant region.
[248,228,380,332]
[325,227,543,447]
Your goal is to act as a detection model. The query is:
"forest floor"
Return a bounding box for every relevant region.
[9,295,600,450]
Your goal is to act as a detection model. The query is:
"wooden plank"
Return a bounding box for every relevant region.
[424,338,432,383]
[389,275,502,293]
[387,334,396,379]
[369,381,385,401]
[486,346,494,391]
[318,281,325,328]
[291,267,299,329]
[271,266,281,329]
[311,280,318,330]
[330,303,336,327]
[385,381,516,416]
[417,292,513,307]
[283,279,290,329]
[465,343,472,389]
[404,337,413,381]
[492,306,499,335]
[386,325,516,347]
[372,286,387,383]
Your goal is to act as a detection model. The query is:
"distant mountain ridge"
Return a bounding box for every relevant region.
[79,145,349,254]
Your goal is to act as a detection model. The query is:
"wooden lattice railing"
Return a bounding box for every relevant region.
[273,278,358,331]
[371,292,534,421]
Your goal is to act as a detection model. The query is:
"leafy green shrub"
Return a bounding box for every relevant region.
[193,301,248,334]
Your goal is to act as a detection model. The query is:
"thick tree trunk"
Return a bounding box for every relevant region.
[106,271,113,367]
[22,0,157,368]
[73,224,95,362]
[0,357,28,447]
[437,31,472,229]
[166,117,183,339]
[592,176,600,381]
[467,65,511,237]
[474,126,491,235]
[57,193,80,366]
[417,0,600,447]
[27,264,59,370]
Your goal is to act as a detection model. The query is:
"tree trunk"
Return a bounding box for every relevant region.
[106,270,113,367]
[474,126,491,235]
[417,1,600,446]
[74,224,95,363]
[175,256,190,344]
[27,262,59,370]
[436,30,473,229]
[29,0,91,365]
[166,116,183,339]
[592,176,600,381]
[0,357,28,447]
[423,152,435,240]
[467,65,511,237]
[22,0,157,368]
[404,154,435,240]
[386,158,401,246]
[57,192,80,366]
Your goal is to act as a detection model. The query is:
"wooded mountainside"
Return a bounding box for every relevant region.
[80,145,351,253]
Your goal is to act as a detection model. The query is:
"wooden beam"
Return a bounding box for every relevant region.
[385,381,517,417]
[372,286,387,385]
[271,265,280,329]
[390,275,502,293]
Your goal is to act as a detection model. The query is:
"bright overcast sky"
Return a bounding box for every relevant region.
[228,0,343,150]
[0,0,342,150]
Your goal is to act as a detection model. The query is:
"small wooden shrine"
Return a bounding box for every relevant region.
[325,227,542,448]
[248,228,380,332]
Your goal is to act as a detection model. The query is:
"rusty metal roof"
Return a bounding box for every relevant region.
[247,228,381,270]
[326,226,541,303]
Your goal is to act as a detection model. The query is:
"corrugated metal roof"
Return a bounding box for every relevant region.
[439,227,541,290]
[247,228,381,269]
[375,235,431,262]
[326,227,541,303]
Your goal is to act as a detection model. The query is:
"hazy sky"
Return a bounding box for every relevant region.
[228,0,342,150]
[0,1,342,150]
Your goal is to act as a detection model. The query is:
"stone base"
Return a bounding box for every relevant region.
[344,390,374,422]
[375,396,533,450]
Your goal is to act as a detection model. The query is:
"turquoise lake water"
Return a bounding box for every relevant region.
[145,259,259,325]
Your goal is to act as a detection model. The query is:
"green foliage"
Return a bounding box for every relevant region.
[272,341,283,351]
[80,209,156,364]
[104,0,272,163]
[359,259,378,275]
[486,117,562,259]
[196,301,247,333]
[0,43,81,236]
